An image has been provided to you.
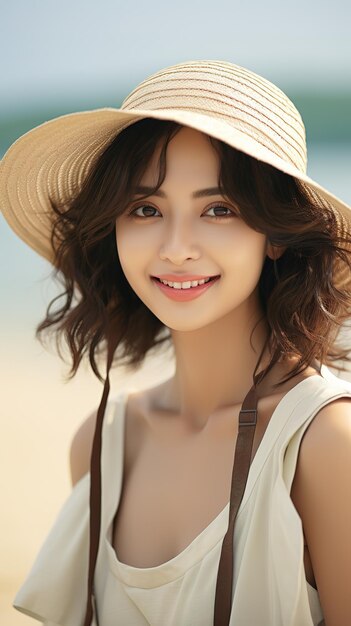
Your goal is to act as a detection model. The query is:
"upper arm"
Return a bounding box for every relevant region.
[69,409,98,487]
[291,397,351,625]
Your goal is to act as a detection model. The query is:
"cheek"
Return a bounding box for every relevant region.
[217,225,267,272]
[217,230,267,304]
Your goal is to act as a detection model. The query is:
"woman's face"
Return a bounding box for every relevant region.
[115,126,269,332]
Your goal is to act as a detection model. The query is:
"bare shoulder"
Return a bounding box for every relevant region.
[299,393,351,449]
[69,408,98,487]
[290,394,351,622]
[297,394,351,488]
[292,393,351,489]
[69,388,151,488]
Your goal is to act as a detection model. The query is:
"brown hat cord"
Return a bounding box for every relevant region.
[83,358,270,626]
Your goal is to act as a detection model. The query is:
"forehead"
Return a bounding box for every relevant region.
[141,126,220,185]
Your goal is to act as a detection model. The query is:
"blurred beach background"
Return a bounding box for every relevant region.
[1,0,350,623]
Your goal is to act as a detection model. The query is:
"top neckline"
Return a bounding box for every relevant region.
[104,372,324,587]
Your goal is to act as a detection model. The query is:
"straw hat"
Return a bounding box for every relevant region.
[1,59,351,269]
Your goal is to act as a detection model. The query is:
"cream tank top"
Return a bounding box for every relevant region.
[13,365,351,625]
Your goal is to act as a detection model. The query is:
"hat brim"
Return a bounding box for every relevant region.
[1,106,351,263]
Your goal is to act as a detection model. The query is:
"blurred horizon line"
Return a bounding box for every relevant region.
[1,89,351,157]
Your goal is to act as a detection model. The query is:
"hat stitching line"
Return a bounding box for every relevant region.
[3,180,51,260]
[15,176,47,233]
[70,108,305,175]
[124,85,306,151]
[6,103,306,178]
[128,103,305,170]
[136,72,300,125]
[8,153,48,229]
[45,134,111,203]
[133,63,299,115]
[125,75,303,131]
[58,135,113,198]
[9,137,87,234]
[121,77,296,120]
[131,75,304,128]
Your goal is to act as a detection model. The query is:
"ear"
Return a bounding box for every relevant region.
[266,241,287,261]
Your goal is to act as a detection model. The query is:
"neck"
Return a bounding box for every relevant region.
[161,299,274,430]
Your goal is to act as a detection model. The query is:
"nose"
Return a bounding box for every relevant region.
[159,219,200,264]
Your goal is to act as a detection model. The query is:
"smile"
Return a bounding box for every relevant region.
[151,275,220,301]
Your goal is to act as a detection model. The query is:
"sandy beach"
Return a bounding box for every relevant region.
[1,325,174,625]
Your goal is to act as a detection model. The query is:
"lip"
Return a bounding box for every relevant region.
[151,275,220,301]
[153,274,219,282]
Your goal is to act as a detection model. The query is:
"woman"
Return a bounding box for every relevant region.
[2,60,351,625]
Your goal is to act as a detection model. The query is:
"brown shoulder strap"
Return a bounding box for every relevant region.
[83,367,264,626]
[83,344,115,626]
[213,372,261,625]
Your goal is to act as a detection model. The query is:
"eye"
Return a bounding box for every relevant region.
[127,203,238,220]
[205,204,238,219]
[128,204,161,218]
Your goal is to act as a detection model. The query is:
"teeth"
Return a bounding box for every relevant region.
[160,277,212,289]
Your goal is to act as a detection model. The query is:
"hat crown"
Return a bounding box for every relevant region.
[121,60,307,173]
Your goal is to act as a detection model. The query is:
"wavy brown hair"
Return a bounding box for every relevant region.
[36,117,351,388]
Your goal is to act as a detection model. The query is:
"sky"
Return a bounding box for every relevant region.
[1,0,351,115]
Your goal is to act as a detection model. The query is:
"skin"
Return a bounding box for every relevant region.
[115,125,286,431]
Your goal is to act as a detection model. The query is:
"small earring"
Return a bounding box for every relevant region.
[266,242,276,260]
[267,242,286,261]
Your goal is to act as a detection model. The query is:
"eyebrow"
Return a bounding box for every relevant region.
[133,185,223,199]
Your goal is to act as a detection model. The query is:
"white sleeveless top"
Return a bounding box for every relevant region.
[13,365,351,625]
